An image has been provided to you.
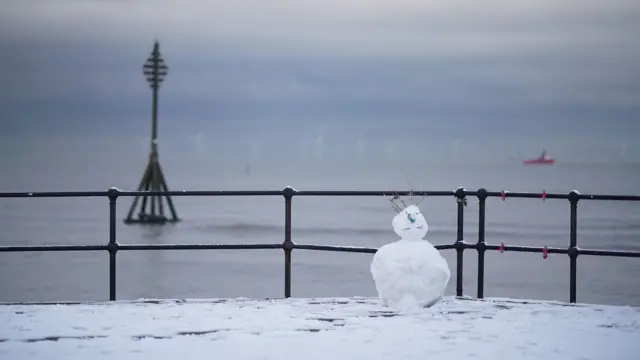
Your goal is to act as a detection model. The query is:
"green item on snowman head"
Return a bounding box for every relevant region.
[407,212,416,223]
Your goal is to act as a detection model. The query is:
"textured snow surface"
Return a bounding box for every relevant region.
[1,296,639,360]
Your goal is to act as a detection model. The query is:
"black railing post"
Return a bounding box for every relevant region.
[476,188,488,298]
[568,190,580,303]
[282,186,296,298]
[107,187,120,301]
[454,187,467,297]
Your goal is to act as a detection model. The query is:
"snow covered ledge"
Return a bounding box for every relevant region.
[1,297,638,359]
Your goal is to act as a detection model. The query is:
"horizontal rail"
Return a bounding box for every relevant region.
[293,244,378,254]
[119,244,281,251]
[0,190,283,198]
[481,191,640,201]
[468,243,568,254]
[1,188,639,201]
[0,245,108,252]
[0,243,282,252]
[2,243,637,258]
[0,191,109,198]
[576,248,640,258]
[294,190,455,197]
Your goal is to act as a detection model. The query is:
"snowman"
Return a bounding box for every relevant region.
[370,202,451,312]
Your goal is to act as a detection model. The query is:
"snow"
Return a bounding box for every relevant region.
[371,205,451,311]
[1,297,638,359]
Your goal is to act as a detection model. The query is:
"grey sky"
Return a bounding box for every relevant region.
[1,0,639,161]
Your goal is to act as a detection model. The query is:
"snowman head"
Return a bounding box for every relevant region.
[392,205,428,240]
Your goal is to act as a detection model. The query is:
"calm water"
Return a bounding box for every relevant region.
[0,139,639,306]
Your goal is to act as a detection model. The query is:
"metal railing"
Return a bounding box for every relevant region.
[1,186,639,303]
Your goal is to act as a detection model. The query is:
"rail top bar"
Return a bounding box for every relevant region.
[0,187,639,201]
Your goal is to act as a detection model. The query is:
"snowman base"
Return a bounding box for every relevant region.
[370,205,451,312]
[371,238,451,312]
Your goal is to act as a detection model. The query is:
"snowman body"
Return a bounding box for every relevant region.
[370,205,450,311]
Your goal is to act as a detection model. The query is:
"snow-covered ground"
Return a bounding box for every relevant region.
[1,296,638,360]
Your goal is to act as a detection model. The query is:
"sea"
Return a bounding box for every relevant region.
[0,134,639,306]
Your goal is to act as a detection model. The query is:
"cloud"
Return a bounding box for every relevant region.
[314,134,326,159]
[356,137,367,158]
[191,131,208,154]
[249,140,262,162]
[0,0,638,148]
[4,0,639,58]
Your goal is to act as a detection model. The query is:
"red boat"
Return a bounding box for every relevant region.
[523,150,555,165]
